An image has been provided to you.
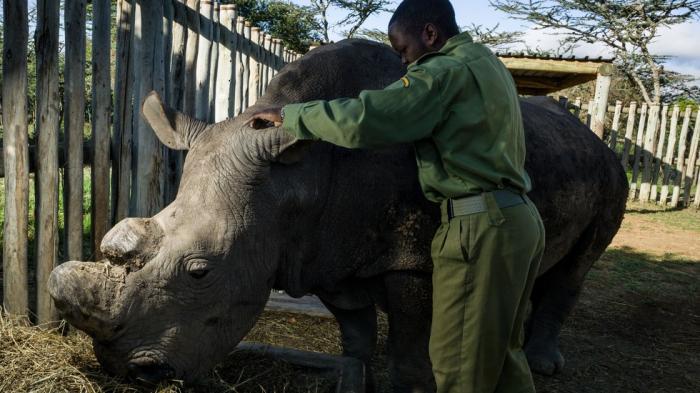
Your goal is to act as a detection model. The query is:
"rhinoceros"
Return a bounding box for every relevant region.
[49,39,627,391]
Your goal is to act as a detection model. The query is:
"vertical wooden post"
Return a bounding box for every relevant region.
[241,21,252,111]
[660,105,680,205]
[694,170,700,208]
[671,107,692,207]
[184,0,200,117]
[234,16,246,116]
[131,0,166,217]
[682,109,700,206]
[621,101,637,170]
[35,0,60,324]
[609,100,623,150]
[91,0,112,259]
[215,4,237,122]
[112,0,135,223]
[591,67,613,139]
[163,0,174,105]
[195,1,213,121]
[573,97,582,120]
[208,3,220,122]
[650,104,669,202]
[248,26,262,106]
[166,0,188,203]
[639,104,659,202]
[585,99,594,129]
[2,0,29,317]
[64,0,87,261]
[629,103,648,199]
[273,38,283,74]
[262,33,272,95]
[558,96,568,109]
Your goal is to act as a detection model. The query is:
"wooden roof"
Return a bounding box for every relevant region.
[496,53,615,95]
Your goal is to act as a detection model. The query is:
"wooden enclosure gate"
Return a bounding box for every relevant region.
[2,0,300,322]
[564,99,700,208]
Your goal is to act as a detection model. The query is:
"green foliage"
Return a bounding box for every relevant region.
[225,0,322,53]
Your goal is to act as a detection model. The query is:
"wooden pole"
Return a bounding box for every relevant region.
[248,26,262,106]
[585,99,594,129]
[573,97,582,120]
[63,0,87,261]
[660,105,680,205]
[131,0,166,217]
[591,72,612,139]
[262,33,272,95]
[163,0,174,105]
[241,21,252,111]
[35,0,60,324]
[694,170,700,209]
[2,0,29,317]
[609,100,623,150]
[620,101,637,170]
[215,4,237,122]
[91,0,112,259]
[273,38,283,74]
[233,16,246,116]
[195,1,213,121]
[207,3,220,122]
[166,0,188,203]
[629,103,648,200]
[671,107,693,208]
[112,0,135,223]
[184,0,200,117]
[639,104,659,202]
[682,110,700,206]
[650,104,669,202]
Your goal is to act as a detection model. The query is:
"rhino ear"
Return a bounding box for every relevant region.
[142,91,209,150]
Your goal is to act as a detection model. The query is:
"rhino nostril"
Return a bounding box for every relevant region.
[127,358,174,384]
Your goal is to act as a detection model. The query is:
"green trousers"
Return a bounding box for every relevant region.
[429,193,545,393]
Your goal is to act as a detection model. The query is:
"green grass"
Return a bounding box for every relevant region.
[625,201,700,233]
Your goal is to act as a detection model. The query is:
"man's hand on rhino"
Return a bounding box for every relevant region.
[249,107,283,129]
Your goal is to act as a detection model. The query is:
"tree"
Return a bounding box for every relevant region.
[227,0,321,52]
[491,0,700,105]
[463,23,523,51]
[310,0,392,40]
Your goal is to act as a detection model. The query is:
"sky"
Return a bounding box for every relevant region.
[291,0,700,85]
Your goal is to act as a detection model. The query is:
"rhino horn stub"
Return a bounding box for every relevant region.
[142,91,209,150]
[49,261,127,340]
[101,217,164,270]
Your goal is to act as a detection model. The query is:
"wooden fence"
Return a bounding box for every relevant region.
[1,0,300,321]
[565,98,700,208]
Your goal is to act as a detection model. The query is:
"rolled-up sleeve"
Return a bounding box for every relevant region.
[281,66,445,149]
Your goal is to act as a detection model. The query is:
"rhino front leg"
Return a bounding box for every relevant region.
[320,300,378,392]
[384,272,435,393]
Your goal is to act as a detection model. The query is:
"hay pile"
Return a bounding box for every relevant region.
[0,312,345,393]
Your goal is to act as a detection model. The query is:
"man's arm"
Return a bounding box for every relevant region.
[253,66,445,149]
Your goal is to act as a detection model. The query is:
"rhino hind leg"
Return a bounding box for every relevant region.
[383,271,436,393]
[525,222,611,375]
[321,300,378,391]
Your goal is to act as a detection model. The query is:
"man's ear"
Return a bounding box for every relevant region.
[142,91,209,150]
[422,23,440,49]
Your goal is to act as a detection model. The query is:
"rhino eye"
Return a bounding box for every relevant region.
[187,260,210,279]
[189,269,209,279]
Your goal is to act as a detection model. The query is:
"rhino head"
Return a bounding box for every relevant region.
[49,92,304,383]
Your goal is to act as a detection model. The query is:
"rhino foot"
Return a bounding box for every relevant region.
[525,341,565,376]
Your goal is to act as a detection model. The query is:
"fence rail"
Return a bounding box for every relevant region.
[1,0,300,320]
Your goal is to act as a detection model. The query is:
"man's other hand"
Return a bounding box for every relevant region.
[249,107,283,129]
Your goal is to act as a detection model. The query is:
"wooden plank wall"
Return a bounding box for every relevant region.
[1,0,300,320]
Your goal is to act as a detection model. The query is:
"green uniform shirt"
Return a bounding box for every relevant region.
[282,32,531,203]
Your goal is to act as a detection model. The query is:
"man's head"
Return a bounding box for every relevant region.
[388,0,460,65]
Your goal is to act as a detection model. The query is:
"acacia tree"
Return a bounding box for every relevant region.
[310,0,392,40]
[491,0,700,105]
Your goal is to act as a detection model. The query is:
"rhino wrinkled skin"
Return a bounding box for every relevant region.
[49,39,627,390]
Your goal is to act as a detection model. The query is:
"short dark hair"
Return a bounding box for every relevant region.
[388,0,460,38]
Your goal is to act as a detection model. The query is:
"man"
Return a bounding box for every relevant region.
[251,0,545,392]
